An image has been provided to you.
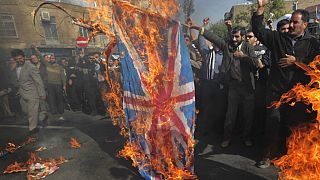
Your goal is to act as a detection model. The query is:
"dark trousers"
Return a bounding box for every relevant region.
[223,83,254,140]
[67,79,81,111]
[253,79,267,135]
[194,80,201,110]
[263,90,314,159]
[47,83,64,114]
[197,79,225,136]
[83,81,97,114]
[9,89,22,114]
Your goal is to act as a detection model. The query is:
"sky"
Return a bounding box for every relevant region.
[191,0,250,24]
[46,0,250,24]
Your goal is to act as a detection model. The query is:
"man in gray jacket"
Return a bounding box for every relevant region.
[11,49,46,134]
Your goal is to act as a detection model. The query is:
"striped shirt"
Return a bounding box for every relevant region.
[205,48,216,80]
[198,35,221,80]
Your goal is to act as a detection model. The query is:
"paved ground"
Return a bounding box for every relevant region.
[0,111,278,180]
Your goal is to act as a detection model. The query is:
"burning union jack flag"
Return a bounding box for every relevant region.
[114,7,195,179]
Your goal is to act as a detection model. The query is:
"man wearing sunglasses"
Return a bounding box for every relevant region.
[246,30,271,136]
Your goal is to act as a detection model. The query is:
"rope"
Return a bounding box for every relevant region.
[32,2,77,38]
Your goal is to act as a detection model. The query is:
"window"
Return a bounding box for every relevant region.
[79,27,89,39]
[42,16,59,41]
[0,14,18,37]
[79,27,96,44]
[292,2,298,11]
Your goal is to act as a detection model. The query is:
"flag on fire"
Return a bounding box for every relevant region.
[113,3,196,179]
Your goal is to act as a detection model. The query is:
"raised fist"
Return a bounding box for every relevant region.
[257,0,269,8]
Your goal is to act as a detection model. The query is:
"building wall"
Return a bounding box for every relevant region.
[297,0,320,9]
[0,0,108,59]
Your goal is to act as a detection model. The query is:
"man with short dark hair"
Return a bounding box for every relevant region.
[246,30,270,137]
[30,55,48,126]
[190,21,257,148]
[252,0,320,168]
[189,17,220,137]
[32,46,66,120]
[77,55,99,115]
[276,19,290,33]
[11,49,46,134]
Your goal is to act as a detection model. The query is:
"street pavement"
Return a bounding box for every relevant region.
[0,111,278,180]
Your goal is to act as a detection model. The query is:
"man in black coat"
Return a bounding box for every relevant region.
[252,0,320,168]
[190,22,257,148]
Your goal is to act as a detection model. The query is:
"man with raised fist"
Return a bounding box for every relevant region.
[252,0,320,168]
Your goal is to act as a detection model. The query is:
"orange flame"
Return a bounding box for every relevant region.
[35,147,47,152]
[5,143,16,153]
[118,141,146,167]
[3,137,36,154]
[70,137,81,149]
[82,0,196,178]
[271,55,320,179]
[3,152,67,179]
[26,152,41,165]
[3,162,27,174]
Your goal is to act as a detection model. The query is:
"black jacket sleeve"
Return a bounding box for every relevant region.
[202,29,228,51]
[251,12,275,50]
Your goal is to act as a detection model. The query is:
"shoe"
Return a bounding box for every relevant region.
[58,116,65,121]
[28,127,40,136]
[39,120,47,128]
[220,140,230,148]
[39,115,48,128]
[256,158,271,168]
[244,139,253,147]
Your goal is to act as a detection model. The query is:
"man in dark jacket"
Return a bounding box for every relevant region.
[190,22,257,148]
[252,0,320,168]
[76,56,99,115]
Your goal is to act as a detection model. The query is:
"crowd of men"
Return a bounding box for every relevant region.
[0,45,121,134]
[186,0,319,168]
[0,0,319,170]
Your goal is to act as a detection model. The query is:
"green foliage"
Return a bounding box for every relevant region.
[182,0,195,19]
[233,0,291,27]
[234,11,250,25]
[266,0,292,20]
[207,20,228,40]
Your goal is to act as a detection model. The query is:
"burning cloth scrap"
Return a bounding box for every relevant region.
[114,5,196,179]
[0,137,36,158]
[3,152,67,179]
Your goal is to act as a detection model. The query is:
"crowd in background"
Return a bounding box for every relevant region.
[0,0,320,170]
[185,0,319,169]
[0,46,121,130]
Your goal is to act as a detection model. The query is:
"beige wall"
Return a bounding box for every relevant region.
[0,0,108,57]
[297,0,320,9]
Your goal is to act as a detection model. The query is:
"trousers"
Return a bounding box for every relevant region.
[223,83,254,140]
